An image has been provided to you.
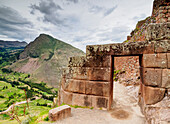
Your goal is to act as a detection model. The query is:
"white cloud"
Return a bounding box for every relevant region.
[0,0,154,52]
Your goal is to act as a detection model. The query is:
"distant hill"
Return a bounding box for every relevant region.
[10,34,84,88]
[0,40,27,48]
[0,40,27,68]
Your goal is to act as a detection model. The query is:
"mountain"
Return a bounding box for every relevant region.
[0,40,27,48]
[0,40,27,68]
[10,34,84,88]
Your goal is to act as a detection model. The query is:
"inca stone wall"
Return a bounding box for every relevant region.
[152,0,169,17]
[155,6,170,23]
[127,1,169,42]
[59,2,170,124]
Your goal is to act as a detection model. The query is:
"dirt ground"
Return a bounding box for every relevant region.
[43,81,145,124]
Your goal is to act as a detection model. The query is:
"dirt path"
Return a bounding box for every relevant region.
[0,100,29,115]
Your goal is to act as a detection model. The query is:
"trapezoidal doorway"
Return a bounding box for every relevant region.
[109,55,145,122]
[109,55,143,109]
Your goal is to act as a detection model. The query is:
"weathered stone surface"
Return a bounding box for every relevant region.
[142,84,166,105]
[72,94,92,107]
[85,81,110,97]
[144,106,170,124]
[66,79,86,94]
[159,108,170,122]
[103,82,111,97]
[67,79,79,93]
[162,69,170,88]
[92,96,109,109]
[71,94,109,109]
[167,53,170,68]
[49,105,71,121]
[61,78,70,91]
[79,80,86,94]
[69,56,111,67]
[168,89,170,97]
[86,41,155,57]
[142,53,167,68]
[68,56,86,67]
[60,88,73,105]
[141,68,162,87]
[153,40,170,53]
[71,67,89,80]
[88,67,110,81]
[145,23,170,41]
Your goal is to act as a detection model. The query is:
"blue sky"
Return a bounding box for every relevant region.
[0,0,154,51]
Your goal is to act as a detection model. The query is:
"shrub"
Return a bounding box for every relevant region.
[44,116,49,121]
[0,95,4,98]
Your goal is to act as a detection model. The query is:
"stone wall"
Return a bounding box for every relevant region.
[114,56,140,86]
[152,0,169,17]
[59,22,170,123]
[139,53,170,123]
[155,6,170,23]
[59,55,111,110]
[127,4,170,42]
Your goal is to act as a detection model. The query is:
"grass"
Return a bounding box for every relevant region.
[0,69,58,124]
[0,89,53,124]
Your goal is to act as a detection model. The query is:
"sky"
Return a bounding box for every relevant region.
[0,0,154,52]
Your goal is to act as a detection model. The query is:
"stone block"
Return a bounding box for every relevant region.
[153,40,170,53]
[142,84,166,105]
[61,88,73,105]
[67,79,79,93]
[167,53,170,68]
[162,69,170,88]
[79,80,86,94]
[68,56,86,67]
[142,53,167,68]
[103,82,111,97]
[68,56,111,67]
[72,93,92,107]
[88,67,110,81]
[49,105,71,121]
[87,81,103,96]
[86,41,154,56]
[86,55,111,67]
[72,67,89,80]
[85,81,110,97]
[145,23,170,41]
[91,96,109,109]
[85,81,93,95]
[122,41,155,55]
[66,79,86,94]
[141,68,162,87]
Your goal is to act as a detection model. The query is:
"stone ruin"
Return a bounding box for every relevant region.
[58,0,170,123]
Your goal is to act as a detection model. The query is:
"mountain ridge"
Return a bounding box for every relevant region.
[0,40,27,48]
[10,34,84,87]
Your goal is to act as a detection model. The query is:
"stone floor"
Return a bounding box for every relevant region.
[42,81,145,124]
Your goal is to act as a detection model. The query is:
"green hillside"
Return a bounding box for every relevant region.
[0,69,55,124]
[10,34,85,87]
[0,40,27,68]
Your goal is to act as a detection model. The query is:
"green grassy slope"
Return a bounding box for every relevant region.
[10,34,85,87]
[0,69,56,123]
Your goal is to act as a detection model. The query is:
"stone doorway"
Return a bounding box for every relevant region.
[109,55,144,121]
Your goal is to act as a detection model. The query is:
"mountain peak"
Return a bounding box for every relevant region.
[19,34,84,59]
[11,34,84,87]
